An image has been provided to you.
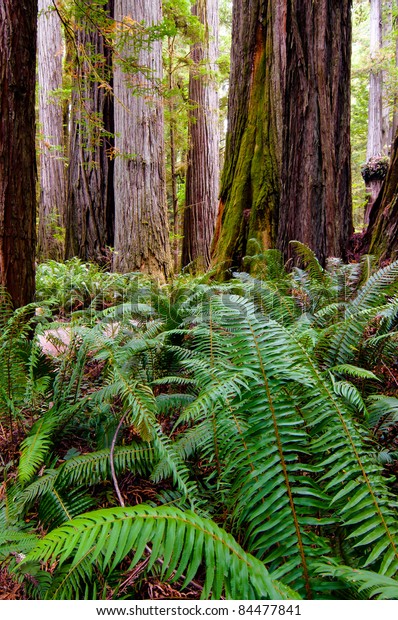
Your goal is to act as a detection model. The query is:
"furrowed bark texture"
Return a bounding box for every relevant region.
[362,127,398,261]
[182,0,220,272]
[37,0,66,260]
[367,0,383,159]
[391,0,398,140]
[66,0,115,264]
[113,0,170,279]
[277,0,352,265]
[382,1,392,151]
[212,0,352,272]
[212,0,282,273]
[363,0,384,223]
[0,0,37,307]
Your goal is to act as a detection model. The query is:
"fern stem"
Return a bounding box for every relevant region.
[110,411,128,507]
[209,303,221,477]
[52,487,73,521]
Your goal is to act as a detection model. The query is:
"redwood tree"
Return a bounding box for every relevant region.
[367,0,383,160]
[37,0,66,260]
[362,0,385,225]
[277,0,352,264]
[182,0,220,272]
[212,0,352,271]
[361,126,398,261]
[212,0,281,271]
[0,0,37,307]
[113,0,170,279]
[66,0,115,263]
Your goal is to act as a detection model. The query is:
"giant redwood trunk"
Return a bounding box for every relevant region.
[66,0,115,264]
[361,127,398,261]
[367,0,383,160]
[182,0,219,272]
[113,0,170,279]
[212,0,352,272]
[0,0,37,307]
[277,0,352,265]
[37,0,66,260]
[363,0,385,226]
[212,0,282,272]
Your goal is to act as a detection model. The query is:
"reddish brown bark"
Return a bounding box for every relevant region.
[0,0,37,307]
[66,0,115,264]
[277,0,353,265]
[212,0,352,272]
[361,128,398,261]
[182,0,219,272]
[37,0,66,261]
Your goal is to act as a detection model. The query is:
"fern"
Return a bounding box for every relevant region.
[5,257,398,600]
[352,260,398,311]
[316,563,398,599]
[19,505,296,600]
[297,350,398,576]
[19,443,154,513]
[37,487,95,529]
[18,400,84,485]
[175,294,398,592]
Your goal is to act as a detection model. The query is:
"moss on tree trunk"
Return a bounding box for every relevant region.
[212,0,352,274]
[211,2,281,276]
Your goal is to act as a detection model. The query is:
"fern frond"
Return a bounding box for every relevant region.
[38,487,95,529]
[367,396,398,430]
[183,296,330,596]
[152,429,199,503]
[18,413,59,485]
[330,364,380,382]
[296,346,398,575]
[352,260,398,310]
[18,400,84,486]
[290,242,327,285]
[59,443,154,488]
[20,505,296,600]
[0,527,39,561]
[316,563,398,599]
[20,444,155,512]
[331,379,367,416]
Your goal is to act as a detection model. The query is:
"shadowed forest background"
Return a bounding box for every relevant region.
[3,0,398,601]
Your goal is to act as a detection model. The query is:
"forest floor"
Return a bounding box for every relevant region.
[3,256,398,599]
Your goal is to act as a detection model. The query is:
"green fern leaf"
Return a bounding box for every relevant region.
[20,505,296,600]
[316,563,398,599]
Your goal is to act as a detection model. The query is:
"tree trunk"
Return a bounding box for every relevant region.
[382,1,392,151]
[277,0,352,265]
[65,0,115,264]
[391,0,398,139]
[361,127,398,260]
[166,36,179,273]
[113,0,170,279]
[212,0,352,272]
[182,0,219,272]
[0,0,37,308]
[367,0,383,159]
[37,0,66,261]
[211,0,282,272]
[363,0,388,226]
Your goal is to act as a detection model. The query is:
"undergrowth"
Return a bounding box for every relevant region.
[1,247,398,599]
